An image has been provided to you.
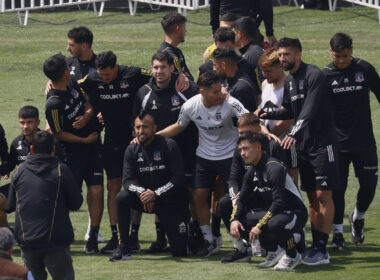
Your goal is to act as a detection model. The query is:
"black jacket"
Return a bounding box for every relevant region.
[8,154,83,250]
[0,124,10,175]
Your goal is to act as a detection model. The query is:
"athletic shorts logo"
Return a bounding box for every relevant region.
[215,112,222,122]
[355,72,364,83]
[120,81,129,89]
[299,80,304,90]
[171,95,180,107]
[153,151,161,161]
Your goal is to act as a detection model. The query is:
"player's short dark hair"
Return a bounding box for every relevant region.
[19,106,39,119]
[237,113,260,128]
[231,16,258,39]
[0,227,15,251]
[259,47,280,68]
[237,131,268,150]
[43,53,67,83]
[212,45,239,65]
[214,27,235,43]
[96,51,117,69]
[151,51,174,66]
[197,71,221,89]
[220,13,238,23]
[161,12,187,35]
[32,131,54,154]
[67,26,93,47]
[137,110,156,124]
[278,37,302,52]
[330,33,353,52]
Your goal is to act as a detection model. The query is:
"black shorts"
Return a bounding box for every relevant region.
[339,145,378,179]
[102,144,127,180]
[194,156,232,192]
[66,144,104,189]
[299,144,339,192]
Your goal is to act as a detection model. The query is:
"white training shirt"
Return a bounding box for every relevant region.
[178,94,248,160]
[259,83,284,131]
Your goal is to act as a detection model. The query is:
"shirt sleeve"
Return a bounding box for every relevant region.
[229,97,249,118]
[265,83,293,120]
[45,97,64,133]
[154,139,185,199]
[177,101,192,127]
[122,145,146,194]
[0,125,10,175]
[233,167,254,222]
[365,61,380,104]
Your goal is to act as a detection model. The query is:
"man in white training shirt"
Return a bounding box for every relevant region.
[158,71,248,257]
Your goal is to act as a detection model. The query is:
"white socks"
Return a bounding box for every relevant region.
[353,207,365,221]
[200,225,214,243]
[231,237,246,253]
[332,224,344,234]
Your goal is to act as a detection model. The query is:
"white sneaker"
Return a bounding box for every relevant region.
[259,246,285,268]
[274,252,302,271]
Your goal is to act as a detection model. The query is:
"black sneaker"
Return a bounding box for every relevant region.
[109,244,132,262]
[221,248,250,263]
[196,240,217,257]
[349,213,365,245]
[85,235,99,254]
[100,236,119,254]
[188,223,204,254]
[332,232,346,252]
[296,229,306,254]
[146,240,168,254]
[128,239,141,253]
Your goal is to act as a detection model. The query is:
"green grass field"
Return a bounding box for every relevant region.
[1,5,379,280]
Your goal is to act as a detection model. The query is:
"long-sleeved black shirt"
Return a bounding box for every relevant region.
[239,40,264,88]
[133,74,198,163]
[122,135,186,206]
[228,139,288,200]
[226,69,259,112]
[233,152,306,229]
[66,55,97,86]
[0,124,10,175]
[265,62,336,151]
[323,58,380,150]
[78,65,151,147]
[158,41,193,81]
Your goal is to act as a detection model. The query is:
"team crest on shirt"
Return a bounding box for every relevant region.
[17,141,22,150]
[299,80,304,90]
[215,112,222,122]
[120,81,129,89]
[355,72,364,83]
[153,151,161,161]
[71,90,79,99]
[171,95,180,106]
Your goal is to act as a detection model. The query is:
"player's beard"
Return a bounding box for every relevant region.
[283,61,295,71]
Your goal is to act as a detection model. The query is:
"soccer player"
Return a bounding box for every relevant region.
[258,38,338,265]
[219,113,289,263]
[109,112,189,261]
[44,53,104,254]
[0,124,11,227]
[157,71,248,257]
[231,16,264,89]
[78,50,152,253]
[132,51,199,252]
[323,33,380,250]
[158,12,193,80]
[230,132,307,271]
[257,48,297,184]
[212,45,259,112]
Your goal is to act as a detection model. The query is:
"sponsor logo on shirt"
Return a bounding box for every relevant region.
[67,102,82,120]
[355,72,364,83]
[299,80,304,90]
[139,165,166,172]
[171,95,180,107]
[120,81,129,89]
[153,151,161,161]
[99,93,130,100]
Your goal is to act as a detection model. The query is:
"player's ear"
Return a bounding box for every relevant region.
[169,64,174,72]
[153,124,157,133]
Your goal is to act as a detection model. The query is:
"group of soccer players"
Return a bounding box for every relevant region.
[0,8,379,274]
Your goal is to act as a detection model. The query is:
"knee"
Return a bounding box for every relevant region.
[218,195,231,215]
[316,190,333,205]
[89,185,104,198]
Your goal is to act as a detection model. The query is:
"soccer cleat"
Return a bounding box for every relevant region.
[274,252,302,271]
[109,244,132,262]
[196,240,218,257]
[331,232,346,252]
[349,213,365,245]
[146,240,168,254]
[84,236,99,254]
[259,246,285,268]
[100,236,119,254]
[221,248,250,263]
[301,247,330,266]
[128,239,141,253]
